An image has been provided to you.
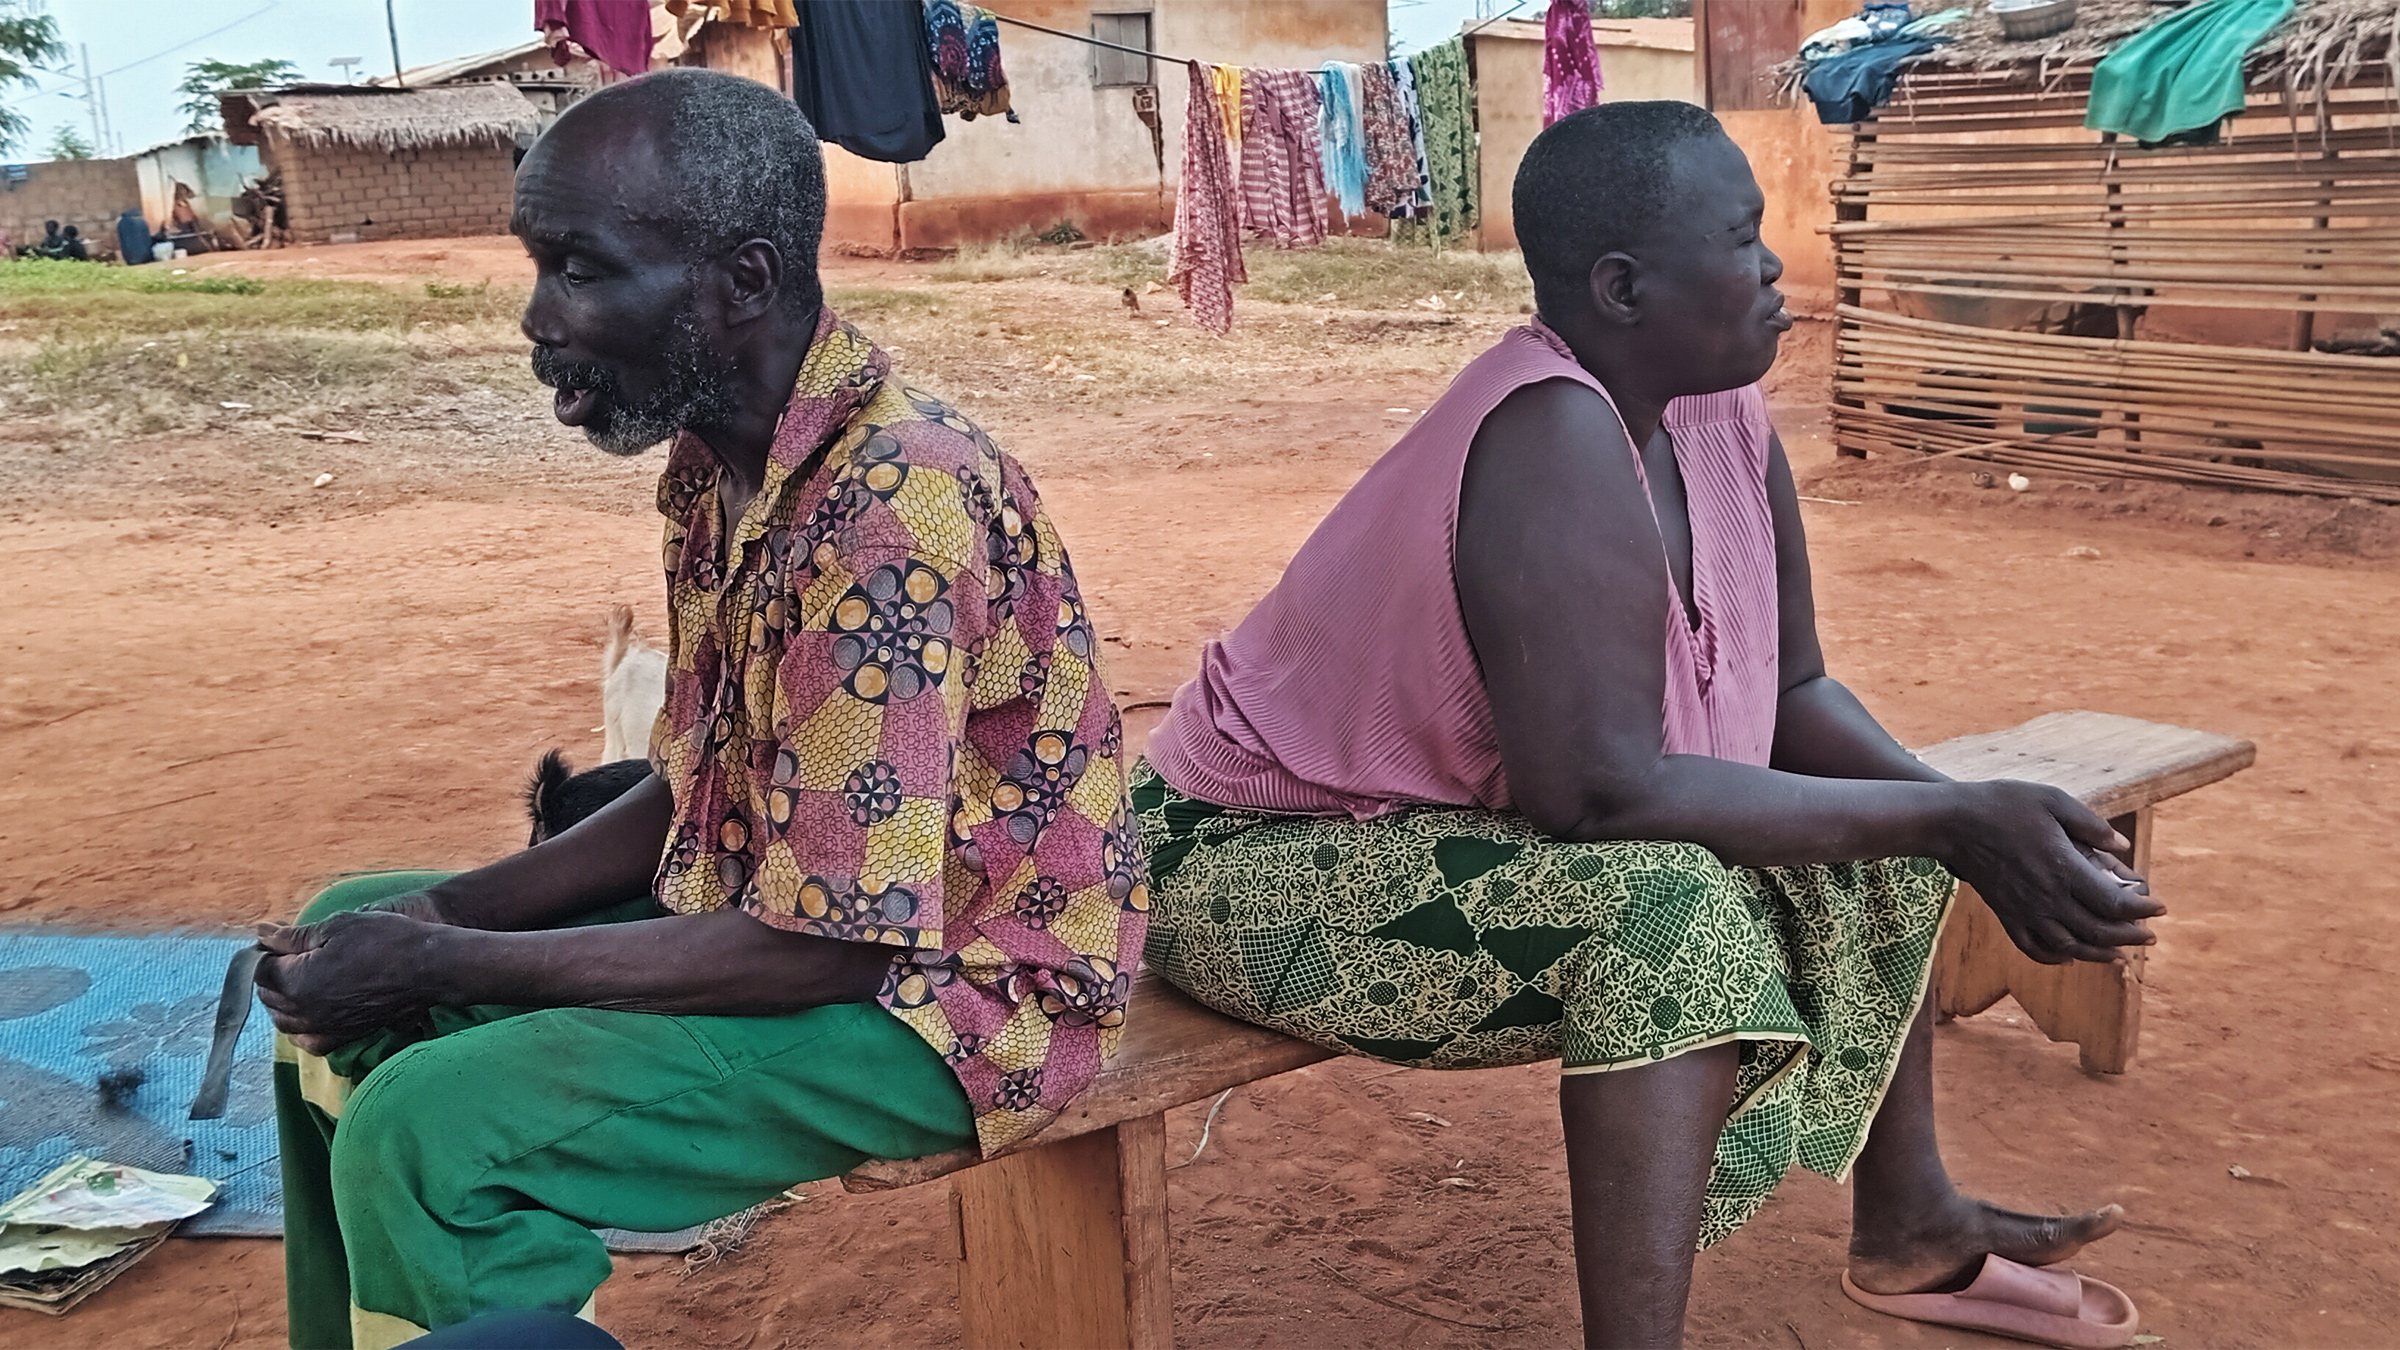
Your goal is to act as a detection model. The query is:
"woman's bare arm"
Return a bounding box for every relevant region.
[1455,380,2154,964]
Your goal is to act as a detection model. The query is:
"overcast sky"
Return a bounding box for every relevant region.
[23,0,1502,159]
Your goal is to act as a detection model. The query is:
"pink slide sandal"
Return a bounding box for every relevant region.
[1840,1253,2141,1349]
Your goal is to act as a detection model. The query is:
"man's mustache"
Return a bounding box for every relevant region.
[529,346,617,395]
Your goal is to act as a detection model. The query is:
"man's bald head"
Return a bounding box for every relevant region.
[526,68,828,318]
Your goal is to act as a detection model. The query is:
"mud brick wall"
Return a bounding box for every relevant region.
[0,157,143,257]
[271,137,517,244]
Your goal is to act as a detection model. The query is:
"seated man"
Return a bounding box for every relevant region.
[258,70,1143,1350]
[1135,102,2151,1349]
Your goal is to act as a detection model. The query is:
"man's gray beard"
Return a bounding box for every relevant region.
[582,307,744,457]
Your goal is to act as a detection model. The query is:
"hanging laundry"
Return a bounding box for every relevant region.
[1408,38,1478,239]
[1802,36,1942,124]
[790,0,946,162]
[926,0,1016,123]
[1391,59,1433,221]
[2086,0,2295,146]
[665,0,795,29]
[1358,62,1423,219]
[534,0,654,78]
[1171,61,1246,334]
[1239,67,1327,248]
[1318,63,1369,219]
[1212,64,1244,151]
[1542,0,1605,127]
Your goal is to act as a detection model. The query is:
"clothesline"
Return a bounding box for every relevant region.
[992,8,1540,78]
[989,11,1320,76]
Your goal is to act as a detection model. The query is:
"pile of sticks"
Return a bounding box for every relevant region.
[1829,68,2400,500]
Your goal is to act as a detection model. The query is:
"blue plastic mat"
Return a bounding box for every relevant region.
[0,929,279,1235]
[0,930,704,1251]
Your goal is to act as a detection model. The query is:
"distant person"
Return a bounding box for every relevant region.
[1135,102,2151,1349]
[27,219,62,258]
[56,223,86,260]
[253,69,1144,1349]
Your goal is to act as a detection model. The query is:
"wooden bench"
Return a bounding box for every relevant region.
[842,709,2252,1350]
[1916,710,2252,1072]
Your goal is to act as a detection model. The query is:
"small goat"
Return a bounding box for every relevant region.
[524,750,653,845]
[601,604,668,763]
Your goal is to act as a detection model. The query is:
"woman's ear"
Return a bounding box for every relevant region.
[1585,251,1641,328]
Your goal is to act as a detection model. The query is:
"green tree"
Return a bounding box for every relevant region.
[43,122,88,159]
[0,2,67,155]
[176,57,302,135]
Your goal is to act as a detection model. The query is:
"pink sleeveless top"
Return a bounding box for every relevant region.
[1148,321,1781,819]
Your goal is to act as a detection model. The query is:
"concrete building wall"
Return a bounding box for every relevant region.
[673,22,785,90]
[271,136,517,244]
[1696,0,1860,308]
[1471,18,1697,253]
[0,157,142,257]
[824,144,903,254]
[821,0,1386,252]
[1462,8,1843,305]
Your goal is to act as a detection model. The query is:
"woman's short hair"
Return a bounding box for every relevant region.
[1514,101,1728,317]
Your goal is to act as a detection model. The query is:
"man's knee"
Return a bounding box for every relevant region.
[327,1043,455,1218]
[296,871,456,925]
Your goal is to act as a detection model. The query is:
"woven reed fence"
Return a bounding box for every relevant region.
[1828,66,2400,501]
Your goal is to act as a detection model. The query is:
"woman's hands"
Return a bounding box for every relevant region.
[1937,780,2163,965]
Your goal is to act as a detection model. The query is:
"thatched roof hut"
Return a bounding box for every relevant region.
[220,83,541,153]
[1791,0,2400,501]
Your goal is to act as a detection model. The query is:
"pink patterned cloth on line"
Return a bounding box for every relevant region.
[1171,61,1247,333]
[1543,0,1606,127]
[1236,66,1327,250]
[535,0,655,78]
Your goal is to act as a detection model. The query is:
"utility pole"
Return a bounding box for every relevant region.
[79,44,107,155]
[385,0,405,88]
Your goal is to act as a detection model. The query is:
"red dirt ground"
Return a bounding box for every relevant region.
[3,244,2395,1349]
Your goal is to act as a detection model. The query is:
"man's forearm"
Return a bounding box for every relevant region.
[1770,676,1948,784]
[425,774,676,930]
[421,907,894,1015]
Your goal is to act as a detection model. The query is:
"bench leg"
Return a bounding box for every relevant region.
[1933,808,2151,1073]
[951,1114,1173,1350]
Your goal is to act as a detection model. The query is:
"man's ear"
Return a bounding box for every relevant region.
[1585,252,1641,328]
[719,237,784,326]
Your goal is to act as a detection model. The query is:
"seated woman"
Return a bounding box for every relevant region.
[1134,103,2154,1349]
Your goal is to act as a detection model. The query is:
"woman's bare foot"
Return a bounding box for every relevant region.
[1847,1192,2123,1295]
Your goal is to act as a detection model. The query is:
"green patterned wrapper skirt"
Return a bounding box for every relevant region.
[1131,762,1955,1246]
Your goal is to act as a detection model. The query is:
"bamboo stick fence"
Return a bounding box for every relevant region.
[1826,65,2400,500]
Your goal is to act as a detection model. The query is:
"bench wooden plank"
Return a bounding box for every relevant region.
[1913,710,2254,816]
[949,1118,1173,1350]
[844,974,1333,1191]
[1915,712,2251,1073]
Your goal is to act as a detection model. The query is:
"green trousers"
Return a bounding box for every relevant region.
[275,872,977,1350]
